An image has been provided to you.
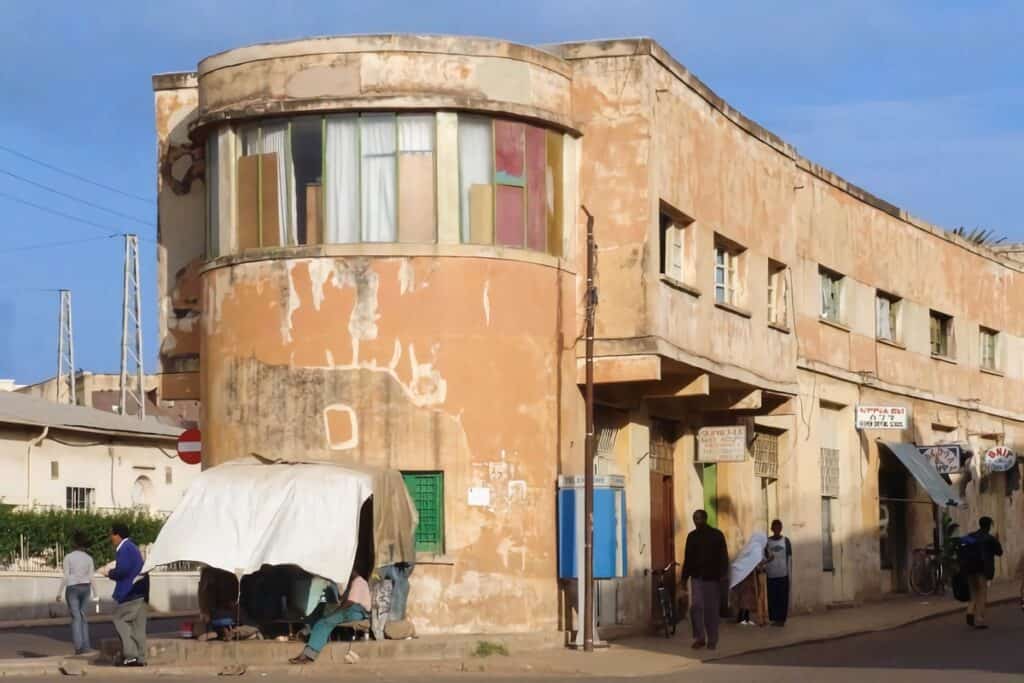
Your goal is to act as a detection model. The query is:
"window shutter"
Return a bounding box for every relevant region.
[668,226,683,280]
[403,472,445,554]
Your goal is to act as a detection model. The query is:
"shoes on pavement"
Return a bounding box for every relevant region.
[707,643,717,651]
[289,654,315,665]
[975,624,989,630]
[691,639,706,650]
[966,614,975,627]
[118,658,145,667]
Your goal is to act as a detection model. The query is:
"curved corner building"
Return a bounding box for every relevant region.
[154,35,1024,635]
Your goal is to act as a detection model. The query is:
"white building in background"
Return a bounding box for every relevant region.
[0,391,198,514]
[0,380,22,392]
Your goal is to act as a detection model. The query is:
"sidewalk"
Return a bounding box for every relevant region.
[1,581,1017,678]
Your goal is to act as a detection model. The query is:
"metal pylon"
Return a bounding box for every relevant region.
[119,234,145,419]
[56,289,75,404]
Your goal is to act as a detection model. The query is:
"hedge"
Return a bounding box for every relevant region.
[0,507,164,567]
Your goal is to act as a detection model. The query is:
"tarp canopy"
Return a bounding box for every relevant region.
[880,441,960,507]
[142,456,418,584]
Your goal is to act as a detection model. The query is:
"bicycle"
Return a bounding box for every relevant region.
[653,561,679,638]
[909,545,944,596]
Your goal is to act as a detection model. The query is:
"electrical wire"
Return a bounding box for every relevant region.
[0,233,119,256]
[0,143,154,204]
[0,168,155,226]
[0,189,120,234]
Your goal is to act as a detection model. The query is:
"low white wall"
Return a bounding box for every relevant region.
[0,572,198,621]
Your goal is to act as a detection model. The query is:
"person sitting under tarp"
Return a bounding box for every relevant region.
[289,570,372,665]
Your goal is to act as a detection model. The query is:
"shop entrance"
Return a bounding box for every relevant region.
[878,452,910,592]
[649,420,677,628]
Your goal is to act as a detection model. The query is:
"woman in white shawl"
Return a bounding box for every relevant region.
[730,531,770,626]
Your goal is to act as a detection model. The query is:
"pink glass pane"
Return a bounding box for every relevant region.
[494,120,525,182]
[495,185,525,247]
[525,126,546,251]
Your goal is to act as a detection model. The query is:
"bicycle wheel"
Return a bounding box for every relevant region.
[658,591,672,638]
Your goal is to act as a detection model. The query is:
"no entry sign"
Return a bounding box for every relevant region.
[177,429,201,465]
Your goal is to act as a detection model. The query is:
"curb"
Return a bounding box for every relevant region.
[0,611,196,631]
[700,596,1018,665]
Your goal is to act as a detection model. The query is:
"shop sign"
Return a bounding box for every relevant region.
[697,425,747,463]
[855,406,908,430]
[919,445,961,475]
[984,446,1017,472]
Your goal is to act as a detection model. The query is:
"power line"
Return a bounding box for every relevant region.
[0,168,154,226]
[0,143,154,204]
[0,234,119,256]
[0,189,122,234]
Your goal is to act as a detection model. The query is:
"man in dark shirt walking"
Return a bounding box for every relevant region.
[681,509,729,650]
[963,516,1003,629]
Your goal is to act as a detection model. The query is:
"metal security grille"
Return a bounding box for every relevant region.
[650,420,675,475]
[402,472,444,554]
[820,448,840,498]
[752,432,779,479]
[65,487,95,511]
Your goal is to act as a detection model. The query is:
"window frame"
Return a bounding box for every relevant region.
[768,260,789,327]
[65,487,95,511]
[929,310,954,358]
[819,267,845,323]
[979,326,999,371]
[713,236,744,307]
[875,290,902,343]
[401,471,446,555]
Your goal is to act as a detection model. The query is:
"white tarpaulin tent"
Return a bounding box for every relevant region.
[142,456,417,585]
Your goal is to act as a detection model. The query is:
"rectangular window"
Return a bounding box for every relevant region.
[714,238,743,305]
[524,126,547,251]
[65,487,95,511]
[360,113,397,242]
[324,114,360,243]
[237,123,295,249]
[290,116,324,246]
[494,120,526,248]
[820,267,844,323]
[768,261,788,326]
[876,291,901,342]
[545,131,563,258]
[397,114,437,244]
[980,327,999,370]
[930,310,953,357]
[459,116,494,244]
[402,472,445,554]
[50,461,59,480]
[660,210,685,281]
[821,497,835,572]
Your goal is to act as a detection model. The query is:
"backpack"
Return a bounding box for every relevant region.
[958,534,984,576]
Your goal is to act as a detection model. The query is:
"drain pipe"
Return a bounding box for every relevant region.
[26,426,50,506]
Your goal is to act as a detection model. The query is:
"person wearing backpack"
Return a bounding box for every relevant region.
[961,516,1003,629]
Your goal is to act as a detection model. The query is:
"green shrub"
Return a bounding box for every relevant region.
[472,641,509,657]
[0,508,164,566]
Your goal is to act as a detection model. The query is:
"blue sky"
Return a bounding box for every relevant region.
[1,1,1021,384]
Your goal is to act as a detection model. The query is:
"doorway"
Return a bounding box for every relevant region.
[649,420,677,628]
[879,453,909,592]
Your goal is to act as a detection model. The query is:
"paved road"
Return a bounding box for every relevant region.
[17,604,1024,681]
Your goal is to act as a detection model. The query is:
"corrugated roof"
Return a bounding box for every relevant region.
[0,391,181,440]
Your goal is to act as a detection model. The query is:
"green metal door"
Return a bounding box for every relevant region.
[702,464,718,528]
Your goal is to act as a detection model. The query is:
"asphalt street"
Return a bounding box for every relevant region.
[9,603,1024,681]
[0,617,181,659]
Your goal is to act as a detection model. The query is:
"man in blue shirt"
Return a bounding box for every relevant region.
[108,524,150,667]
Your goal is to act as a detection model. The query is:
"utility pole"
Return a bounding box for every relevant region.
[56,289,75,404]
[581,206,596,652]
[119,233,145,419]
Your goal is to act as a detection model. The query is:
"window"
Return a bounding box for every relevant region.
[659,207,690,282]
[930,310,953,357]
[459,116,562,254]
[290,117,324,246]
[714,238,743,305]
[237,122,294,249]
[50,461,59,480]
[819,267,844,323]
[980,327,999,370]
[206,131,221,258]
[402,472,445,554]
[768,261,788,326]
[752,431,780,479]
[875,291,901,342]
[65,487,95,511]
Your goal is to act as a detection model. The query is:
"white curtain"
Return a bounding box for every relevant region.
[259,123,295,246]
[360,114,397,242]
[324,115,360,243]
[458,117,493,243]
[820,273,832,317]
[399,114,434,153]
[876,297,892,339]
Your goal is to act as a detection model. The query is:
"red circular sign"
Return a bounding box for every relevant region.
[177,429,202,465]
